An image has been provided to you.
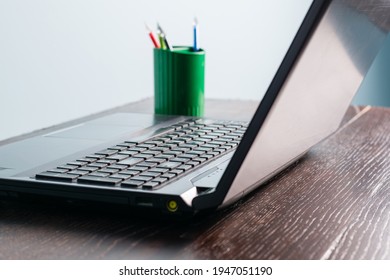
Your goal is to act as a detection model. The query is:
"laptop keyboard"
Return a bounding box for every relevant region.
[35,119,247,190]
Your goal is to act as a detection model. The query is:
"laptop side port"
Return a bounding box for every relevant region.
[135,197,154,207]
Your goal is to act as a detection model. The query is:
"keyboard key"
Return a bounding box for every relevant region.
[129,147,147,153]
[57,164,78,171]
[160,144,177,149]
[131,175,153,182]
[86,154,105,160]
[199,154,213,160]
[109,174,131,180]
[181,129,194,134]
[145,158,166,164]
[170,169,184,175]
[219,137,234,142]
[157,161,181,170]
[208,132,225,137]
[155,154,175,160]
[67,161,87,167]
[47,168,68,174]
[218,128,233,134]
[187,140,204,146]
[106,164,127,170]
[68,170,90,176]
[123,141,138,146]
[78,176,121,186]
[137,144,156,149]
[117,158,143,166]
[148,167,168,176]
[115,142,135,148]
[121,179,144,188]
[119,170,141,176]
[155,137,171,142]
[190,131,206,136]
[226,124,244,129]
[224,143,237,149]
[170,157,190,163]
[142,181,160,189]
[106,154,128,161]
[186,160,200,167]
[180,154,197,159]
[129,165,149,172]
[207,151,220,157]
[171,123,185,130]
[164,151,183,156]
[203,144,219,149]
[161,173,176,179]
[149,147,170,152]
[95,149,117,156]
[36,172,79,182]
[167,140,186,146]
[139,171,160,178]
[108,145,127,151]
[77,157,96,163]
[202,135,218,140]
[98,168,117,174]
[87,162,108,168]
[180,136,194,142]
[177,164,192,171]
[137,161,158,168]
[96,159,117,165]
[133,153,153,159]
[78,166,99,172]
[188,150,205,156]
[144,140,163,146]
[194,138,211,144]
[118,150,139,156]
[180,144,197,149]
[173,147,190,153]
[88,172,110,177]
[193,157,207,163]
[214,148,227,153]
[143,150,161,156]
[194,147,213,152]
[170,132,185,137]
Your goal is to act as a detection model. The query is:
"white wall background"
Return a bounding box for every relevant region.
[0,0,312,141]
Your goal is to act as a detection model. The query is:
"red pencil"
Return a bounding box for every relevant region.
[145,23,160,48]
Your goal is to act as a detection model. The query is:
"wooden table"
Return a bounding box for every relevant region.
[1,99,389,259]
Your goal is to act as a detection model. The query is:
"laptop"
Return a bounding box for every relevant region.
[0,0,388,217]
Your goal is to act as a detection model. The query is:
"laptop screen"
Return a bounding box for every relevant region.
[221,0,389,205]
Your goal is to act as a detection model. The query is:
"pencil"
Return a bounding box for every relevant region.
[145,23,160,48]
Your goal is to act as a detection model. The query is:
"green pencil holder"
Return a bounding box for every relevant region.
[154,47,205,116]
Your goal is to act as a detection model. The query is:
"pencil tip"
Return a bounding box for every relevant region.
[157,22,163,33]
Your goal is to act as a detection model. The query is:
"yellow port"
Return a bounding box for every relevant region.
[167,200,178,212]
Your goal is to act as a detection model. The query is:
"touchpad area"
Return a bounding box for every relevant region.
[44,113,161,141]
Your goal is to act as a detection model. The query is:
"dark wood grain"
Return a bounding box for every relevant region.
[0,99,389,260]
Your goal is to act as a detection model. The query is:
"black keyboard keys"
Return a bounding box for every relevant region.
[78,176,121,186]
[36,172,79,182]
[35,119,247,191]
[121,180,144,188]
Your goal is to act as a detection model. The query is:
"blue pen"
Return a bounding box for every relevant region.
[193,17,198,51]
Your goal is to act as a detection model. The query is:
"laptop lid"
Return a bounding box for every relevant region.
[193,0,389,210]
